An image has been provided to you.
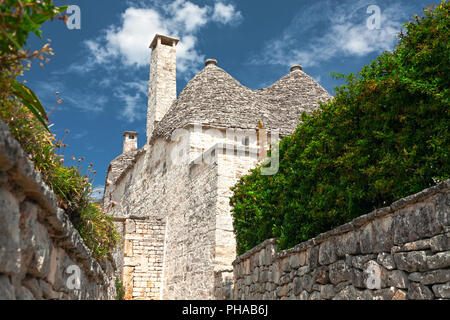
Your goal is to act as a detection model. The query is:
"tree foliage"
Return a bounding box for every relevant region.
[0,0,67,129]
[230,2,450,255]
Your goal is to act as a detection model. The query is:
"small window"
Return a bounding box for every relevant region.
[129,135,134,139]
[242,137,249,146]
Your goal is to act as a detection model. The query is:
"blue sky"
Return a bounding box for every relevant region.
[23,0,435,198]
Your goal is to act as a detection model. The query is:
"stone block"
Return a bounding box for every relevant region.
[273,270,281,285]
[276,284,288,298]
[38,279,59,299]
[297,265,310,277]
[0,275,15,300]
[435,192,450,227]
[313,266,329,285]
[318,240,337,265]
[407,282,434,300]
[359,223,375,254]
[260,270,269,282]
[298,290,309,300]
[125,219,136,233]
[393,251,428,272]
[392,289,407,300]
[264,246,274,265]
[432,282,450,299]
[16,286,34,300]
[391,238,431,254]
[320,284,335,299]
[386,270,409,289]
[430,234,450,252]
[258,250,266,266]
[0,188,21,274]
[329,260,352,285]
[372,215,393,252]
[377,252,396,270]
[251,267,259,283]
[28,221,51,278]
[47,244,66,291]
[352,254,377,269]
[22,276,43,300]
[427,251,450,270]
[307,246,319,269]
[372,287,396,300]
[335,231,360,257]
[300,274,314,293]
[362,260,387,290]
[332,286,357,300]
[351,269,365,288]
[123,266,134,300]
[281,257,290,272]
[392,204,443,245]
[309,291,321,300]
[420,270,450,285]
[289,253,303,269]
[408,272,422,282]
[293,277,302,296]
[335,280,352,293]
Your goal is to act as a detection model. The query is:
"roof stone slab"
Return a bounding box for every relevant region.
[151,64,332,140]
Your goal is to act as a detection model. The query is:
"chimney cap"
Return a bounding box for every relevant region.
[205,59,218,67]
[123,131,138,137]
[290,65,303,72]
[149,34,179,50]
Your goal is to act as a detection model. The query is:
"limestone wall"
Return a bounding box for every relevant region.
[231,180,450,300]
[0,121,116,300]
[122,218,165,300]
[162,157,218,299]
[104,126,263,299]
[104,136,193,299]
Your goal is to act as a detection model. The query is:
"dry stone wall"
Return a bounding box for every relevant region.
[0,120,116,300]
[122,218,165,300]
[231,180,450,300]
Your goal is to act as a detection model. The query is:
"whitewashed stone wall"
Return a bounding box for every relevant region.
[230,180,450,300]
[122,218,164,300]
[0,120,116,300]
[104,126,263,299]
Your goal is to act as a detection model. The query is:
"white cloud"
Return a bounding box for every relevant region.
[212,2,242,24]
[252,0,409,68]
[83,1,242,73]
[77,0,243,123]
[103,8,169,67]
[170,0,209,32]
[175,34,204,74]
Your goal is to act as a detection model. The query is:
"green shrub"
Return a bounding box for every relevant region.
[0,0,120,261]
[230,2,450,255]
[115,278,125,300]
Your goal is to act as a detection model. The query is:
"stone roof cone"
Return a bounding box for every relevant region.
[150,60,332,140]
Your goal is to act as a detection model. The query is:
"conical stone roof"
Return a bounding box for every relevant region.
[151,63,332,139]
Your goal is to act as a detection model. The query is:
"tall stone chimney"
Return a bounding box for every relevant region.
[123,131,138,153]
[147,34,179,141]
